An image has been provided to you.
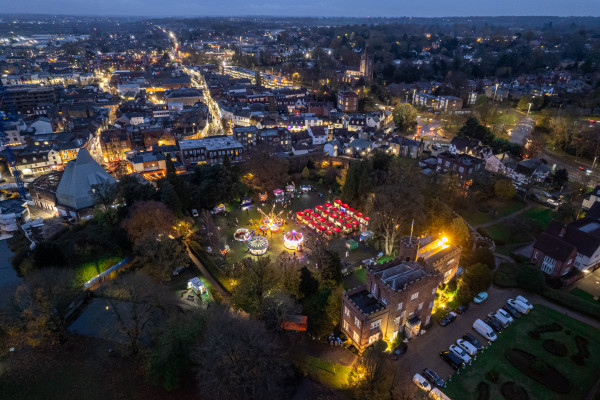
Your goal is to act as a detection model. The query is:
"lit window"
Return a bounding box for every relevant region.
[344,306,350,317]
[353,331,359,343]
[355,317,361,328]
[410,292,419,301]
[397,302,403,311]
[343,320,349,331]
[371,319,381,330]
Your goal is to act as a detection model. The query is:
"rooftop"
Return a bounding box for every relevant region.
[348,290,386,315]
[372,261,430,291]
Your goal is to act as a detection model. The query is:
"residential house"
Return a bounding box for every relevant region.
[307,126,328,145]
[179,135,244,166]
[337,90,359,113]
[436,151,484,179]
[530,233,577,278]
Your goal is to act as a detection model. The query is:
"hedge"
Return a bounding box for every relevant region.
[542,288,600,321]
[188,241,231,295]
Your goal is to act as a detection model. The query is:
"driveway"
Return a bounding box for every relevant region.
[572,269,600,299]
[394,286,526,387]
[393,284,600,393]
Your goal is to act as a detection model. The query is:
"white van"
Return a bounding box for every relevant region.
[508,298,530,315]
[413,373,432,392]
[430,388,452,400]
[516,295,533,311]
[473,319,497,342]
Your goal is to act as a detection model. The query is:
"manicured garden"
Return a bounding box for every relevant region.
[443,305,600,400]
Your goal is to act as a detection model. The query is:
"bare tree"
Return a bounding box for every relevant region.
[101,272,177,355]
[14,268,78,345]
[194,308,294,400]
[122,201,176,244]
[133,233,188,282]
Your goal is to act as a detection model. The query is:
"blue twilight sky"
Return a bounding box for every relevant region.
[2,0,599,17]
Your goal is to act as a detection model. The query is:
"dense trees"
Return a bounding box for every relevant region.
[494,179,516,200]
[458,263,492,303]
[102,272,177,355]
[193,308,295,400]
[14,268,78,345]
[122,201,176,243]
[392,102,417,132]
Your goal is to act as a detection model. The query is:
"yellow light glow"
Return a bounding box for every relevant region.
[441,237,448,243]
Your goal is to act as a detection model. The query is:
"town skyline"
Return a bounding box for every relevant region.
[3,0,600,18]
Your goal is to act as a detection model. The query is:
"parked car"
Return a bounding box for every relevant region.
[422,368,444,387]
[439,311,457,326]
[456,304,469,314]
[484,316,504,332]
[390,342,408,360]
[457,339,478,356]
[508,298,530,315]
[473,319,497,342]
[191,209,199,217]
[516,295,533,311]
[462,333,483,350]
[211,204,226,214]
[172,265,186,276]
[488,312,509,329]
[502,304,521,319]
[412,373,432,392]
[449,344,471,363]
[496,308,514,324]
[440,350,464,370]
[473,292,488,304]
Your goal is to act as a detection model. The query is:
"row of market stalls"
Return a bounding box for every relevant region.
[296,200,370,236]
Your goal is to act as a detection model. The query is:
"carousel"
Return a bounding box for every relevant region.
[283,231,304,251]
[247,236,269,255]
[257,204,285,233]
[233,228,251,242]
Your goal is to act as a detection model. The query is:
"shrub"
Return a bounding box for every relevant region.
[477,381,491,400]
[542,288,600,321]
[571,335,590,366]
[506,348,571,394]
[543,339,567,357]
[516,266,545,293]
[493,263,519,288]
[486,370,500,383]
[500,382,529,400]
[528,329,541,340]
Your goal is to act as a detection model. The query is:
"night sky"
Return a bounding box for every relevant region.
[3,0,599,17]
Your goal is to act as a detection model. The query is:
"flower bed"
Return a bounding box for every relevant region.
[542,339,567,357]
[500,382,529,400]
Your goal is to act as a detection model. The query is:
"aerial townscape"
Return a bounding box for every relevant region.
[1,3,600,400]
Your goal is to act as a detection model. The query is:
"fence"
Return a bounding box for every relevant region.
[83,256,131,288]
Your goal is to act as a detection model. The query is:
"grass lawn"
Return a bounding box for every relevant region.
[74,256,122,285]
[299,355,352,389]
[522,206,555,229]
[461,198,526,227]
[570,288,597,303]
[480,223,533,245]
[444,304,600,400]
[490,198,526,218]
[353,268,366,283]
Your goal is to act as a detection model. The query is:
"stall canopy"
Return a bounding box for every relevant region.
[281,315,308,331]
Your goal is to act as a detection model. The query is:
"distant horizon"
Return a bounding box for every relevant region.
[2,0,599,18]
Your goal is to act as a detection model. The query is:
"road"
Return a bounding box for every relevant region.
[185,67,224,135]
[541,149,600,186]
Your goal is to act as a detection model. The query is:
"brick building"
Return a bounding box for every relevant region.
[337,91,359,113]
[341,235,461,353]
[342,261,440,353]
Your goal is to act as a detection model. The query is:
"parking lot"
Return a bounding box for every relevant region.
[395,286,526,389]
